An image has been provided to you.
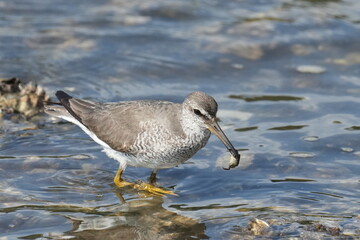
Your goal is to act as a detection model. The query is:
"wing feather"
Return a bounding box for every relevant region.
[55,92,183,153]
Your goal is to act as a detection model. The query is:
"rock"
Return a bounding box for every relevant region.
[308,221,341,236]
[0,77,22,93]
[0,77,50,118]
[248,218,271,235]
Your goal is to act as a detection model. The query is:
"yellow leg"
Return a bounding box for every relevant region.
[113,168,176,196]
[113,168,133,187]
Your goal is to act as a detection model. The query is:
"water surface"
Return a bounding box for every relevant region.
[0,0,360,239]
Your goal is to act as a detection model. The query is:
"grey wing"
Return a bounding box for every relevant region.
[57,91,183,153]
[80,101,184,153]
[63,99,140,153]
[80,102,143,152]
[54,91,138,152]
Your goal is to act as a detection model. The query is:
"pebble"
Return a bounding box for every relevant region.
[353,151,360,157]
[289,152,315,158]
[122,15,151,26]
[341,147,354,153]
[296,65,326,74]
[232,63,244,69]
[303,136,319,142]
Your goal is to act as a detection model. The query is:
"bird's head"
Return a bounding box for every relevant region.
[183,92,240,169]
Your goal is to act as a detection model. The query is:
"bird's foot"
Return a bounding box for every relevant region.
[133,182,177,196]
[114,177,133,188]
[114,178,176,196]
[114,168,176,196]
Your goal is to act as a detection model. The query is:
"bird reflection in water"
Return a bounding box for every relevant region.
[65,191,209,239]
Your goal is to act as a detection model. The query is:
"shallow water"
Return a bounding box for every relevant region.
[1,0,360,239]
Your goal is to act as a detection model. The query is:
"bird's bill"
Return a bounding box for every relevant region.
[207,119,240,170]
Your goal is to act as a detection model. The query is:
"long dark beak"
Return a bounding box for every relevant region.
[207,119,240,170]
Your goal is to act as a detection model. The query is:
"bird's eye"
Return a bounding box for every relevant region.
[193,109,203,116]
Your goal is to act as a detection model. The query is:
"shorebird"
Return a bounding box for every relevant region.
[45,91,240,195]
